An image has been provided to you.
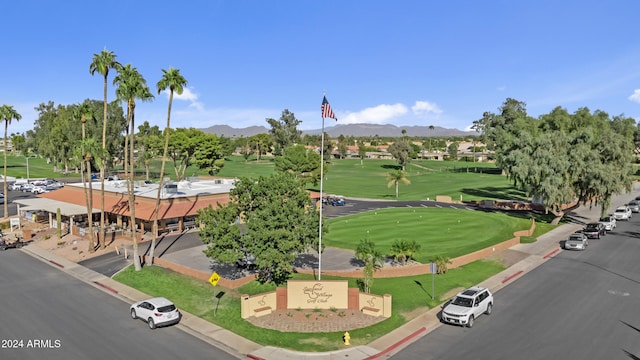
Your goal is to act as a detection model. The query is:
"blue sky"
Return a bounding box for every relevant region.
[2,1,640,135]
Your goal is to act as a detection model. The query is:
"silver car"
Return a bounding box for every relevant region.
[130,297,181,329]
[627,200,640,213]
[599,216,616,231]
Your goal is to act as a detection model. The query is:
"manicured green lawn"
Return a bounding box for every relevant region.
[325,207,533,262]
[114,259,505,352]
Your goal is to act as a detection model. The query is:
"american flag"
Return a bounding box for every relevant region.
[321,96,337,121]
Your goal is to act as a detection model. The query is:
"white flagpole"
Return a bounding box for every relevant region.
[318,114,325,281]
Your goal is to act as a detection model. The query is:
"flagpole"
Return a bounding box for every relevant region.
[318,115,325,281]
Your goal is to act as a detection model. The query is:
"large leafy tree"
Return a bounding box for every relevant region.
[193,133,225,175]
[388,141,412,170]
[90,48,121,250]
[274,144,322,184]
[114,64,154,270]
[266,109,302,156]
[199,172,321,284]
[0,105,21,217]
[480,98,634,223]
[151,67,188,264]
[247,133,272,160]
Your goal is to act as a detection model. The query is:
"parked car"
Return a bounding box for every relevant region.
[0,237,30,251]
[564,232,588,250]
[441,286,493,328]
[627,200,640,213]
[9,182,25,191]
[582,222,606,239]
[324,195,346,206]
[20,183,35,193]
[31,186,48,194]
[599,216,616,231]
[613,206,632,221]
[130,297,181,329]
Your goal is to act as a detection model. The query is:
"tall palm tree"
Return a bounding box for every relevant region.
[89,48,121,249]
[150,67,188,265]
[74,102,98,252]
[428,125,435,155]
[386,170,410,199]
[114,64,154,271]
[0,105,21,218]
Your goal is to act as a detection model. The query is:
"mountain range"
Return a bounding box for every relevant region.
[200,123,476,138]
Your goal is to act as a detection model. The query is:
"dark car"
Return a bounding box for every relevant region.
[582,222,606,239]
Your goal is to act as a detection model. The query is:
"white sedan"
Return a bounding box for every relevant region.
[130,297,181,329]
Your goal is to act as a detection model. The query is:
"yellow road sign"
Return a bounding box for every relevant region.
[208,272,221,287]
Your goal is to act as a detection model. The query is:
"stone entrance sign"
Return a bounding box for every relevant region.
[287,280,348,309]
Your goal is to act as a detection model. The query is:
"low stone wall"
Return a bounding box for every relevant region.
[150,219,536,287]
[148,256,256,289]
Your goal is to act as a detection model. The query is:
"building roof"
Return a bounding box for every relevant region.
[14,197,99,217]
[35,179,234,220]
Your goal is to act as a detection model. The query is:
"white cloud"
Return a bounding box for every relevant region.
[162,87,203,111]
[629,89,640,103]
[339,103,408,124]
[411,101,442,115]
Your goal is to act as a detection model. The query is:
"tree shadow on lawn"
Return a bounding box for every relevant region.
[381,164,402,170]
[461,186,527,201]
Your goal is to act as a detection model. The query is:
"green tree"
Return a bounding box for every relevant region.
[389,239,421,265]
[274,144,322,184]
[266,109,302,156]
[199,172,320,284]
[388,141,412,170]
[193,133,225,175]
[354,237,385,293]
[137,121,163,180]
[90,48,121,251]
[433,255,452,274]
[247,133,272,160]
[113,64,154,270]
[152,67,188,264]
[337,142,348,159]
[482,98,634,223]
[447,141,459,160]
[386,170,410,199]
[358,142,367,165]
[0,105,21,217]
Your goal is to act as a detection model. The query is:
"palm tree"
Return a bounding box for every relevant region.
[0,105,21,218]
[114,64,154,271]
[151,67,188,265]
[89,48,121,249]
[428,125,435,154]
[355,238,384,293]
[387,170,410,199]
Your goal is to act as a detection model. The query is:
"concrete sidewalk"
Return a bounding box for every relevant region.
[20,184,640,360]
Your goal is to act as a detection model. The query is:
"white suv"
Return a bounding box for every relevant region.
[613,206,632,221]
[441,286,493,328]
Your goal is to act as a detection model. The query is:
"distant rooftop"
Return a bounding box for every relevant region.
[66,177,237,199]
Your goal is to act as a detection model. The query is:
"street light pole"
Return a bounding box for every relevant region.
[26,156,30,183]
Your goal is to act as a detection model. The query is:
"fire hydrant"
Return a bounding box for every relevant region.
[343,331,350,346]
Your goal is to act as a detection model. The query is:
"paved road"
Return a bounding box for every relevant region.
[392,206,640,359]
[0,250,240,360]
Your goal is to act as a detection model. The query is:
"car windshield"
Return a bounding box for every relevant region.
[569,235,583,241]
[585,224,598,230]
[451,296,473,307]
[615,209,625,213]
